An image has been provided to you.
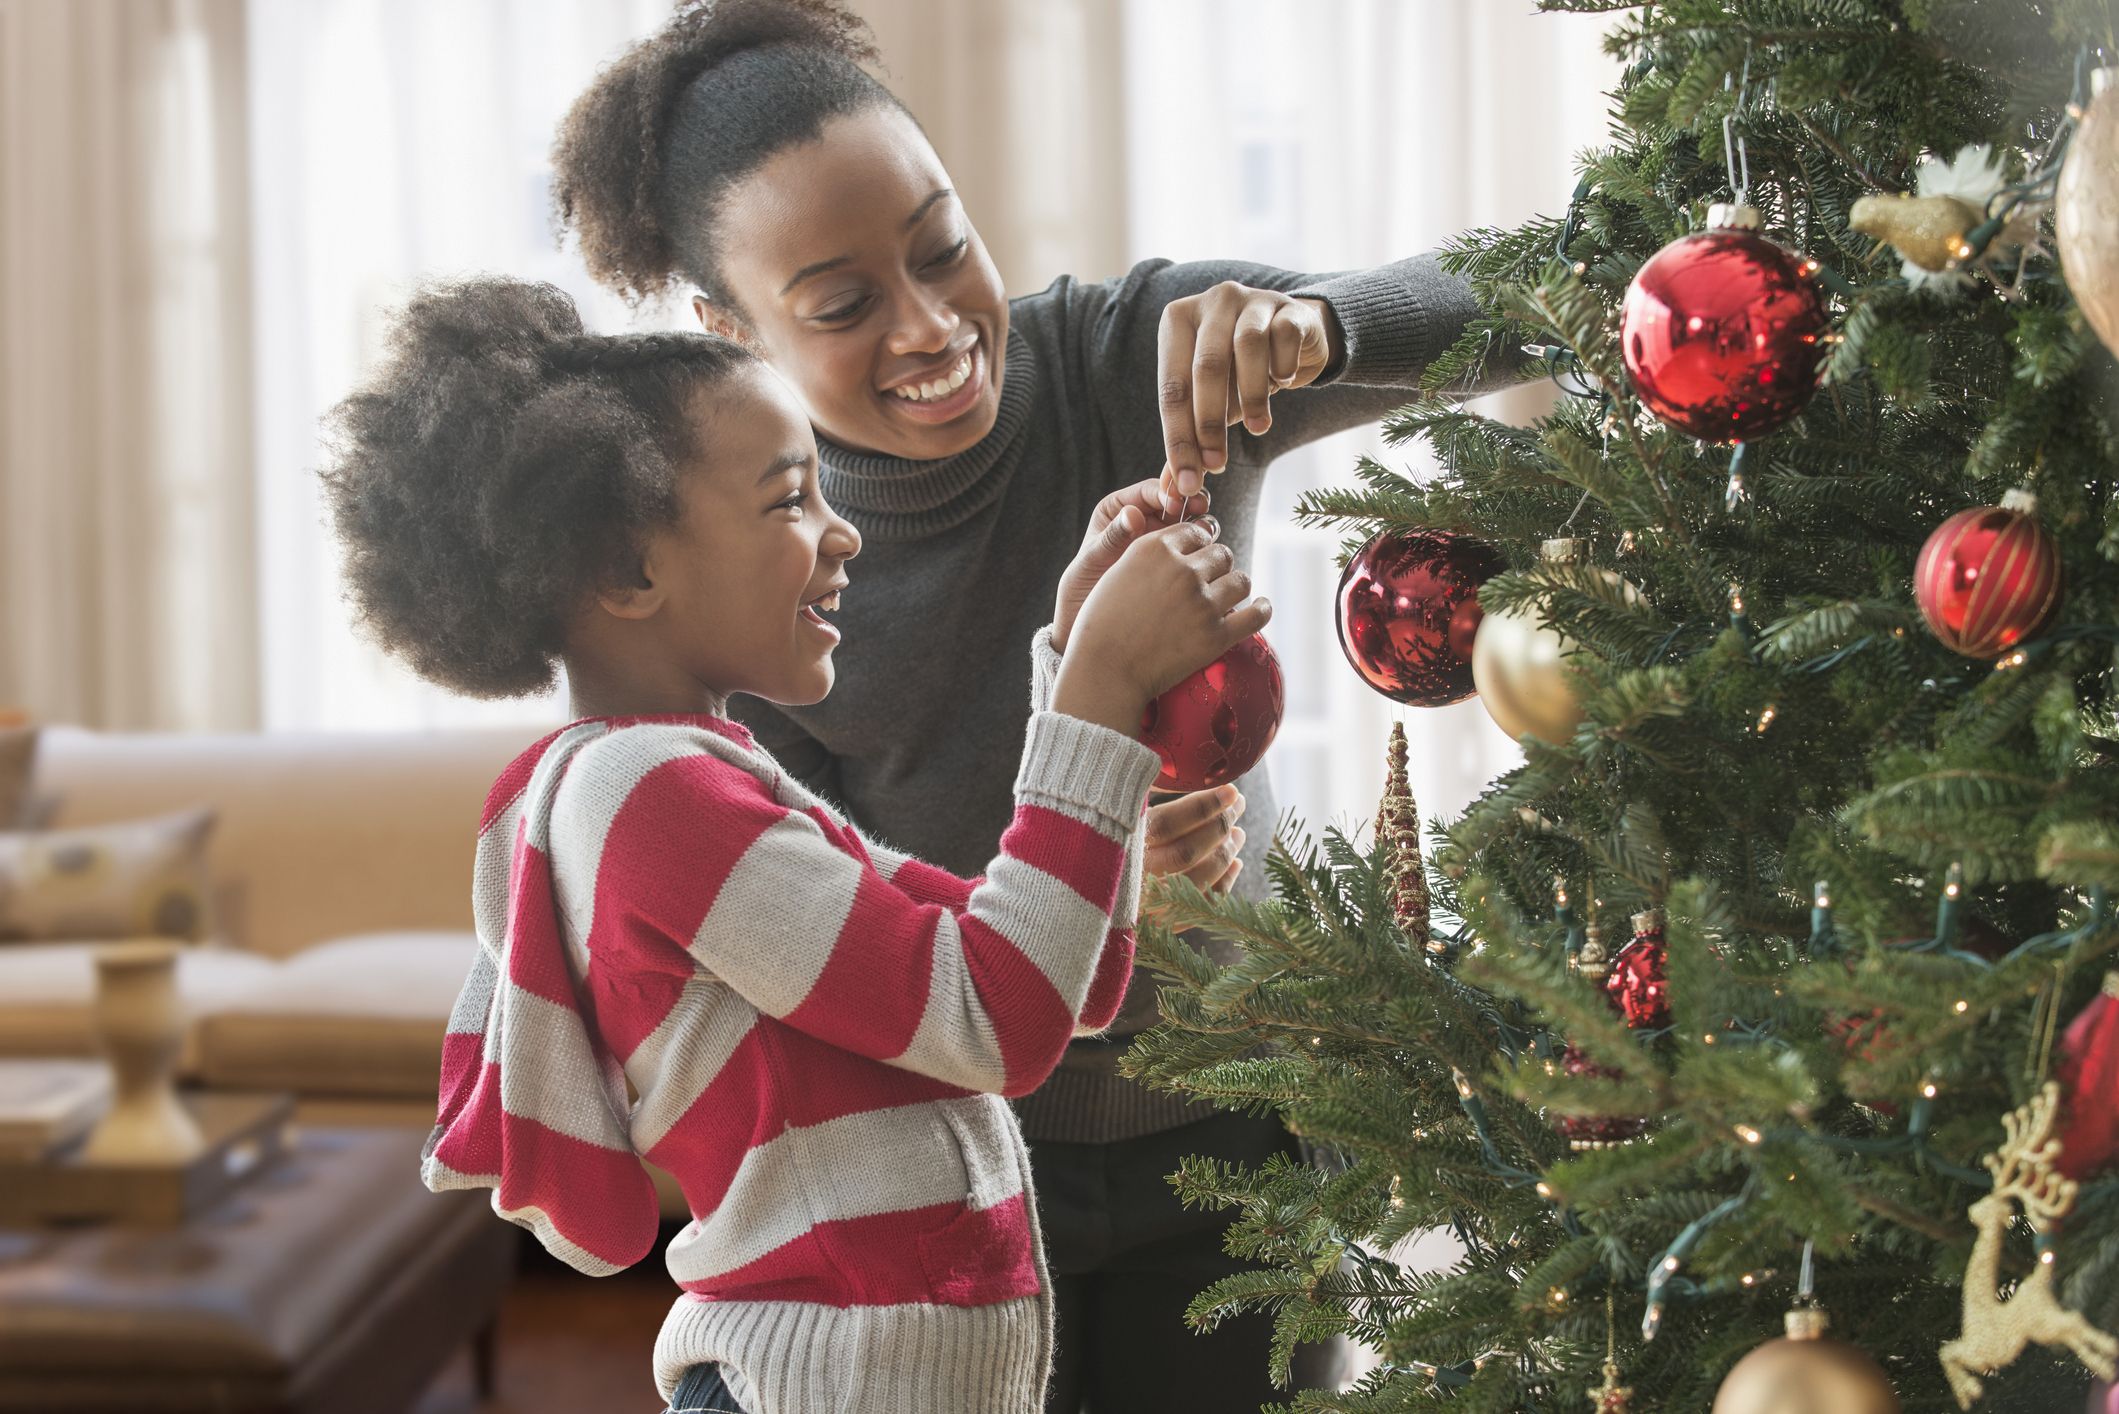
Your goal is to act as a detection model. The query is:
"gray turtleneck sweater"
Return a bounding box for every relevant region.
[730,255,1488,1143]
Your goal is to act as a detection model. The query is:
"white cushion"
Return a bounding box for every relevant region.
[0,941,276,1074]
[194,931,477,1099]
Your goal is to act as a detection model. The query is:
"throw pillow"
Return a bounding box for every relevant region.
[0,728,34,828]
[0,807,217,943]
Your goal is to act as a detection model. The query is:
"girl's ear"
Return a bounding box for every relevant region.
[693,294,748,345]
[596,555,665,621]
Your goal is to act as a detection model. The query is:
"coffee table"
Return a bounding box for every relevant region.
[0,1125,517,1412]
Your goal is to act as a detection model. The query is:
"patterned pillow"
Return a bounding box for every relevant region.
[0,729,34,828]
[0,808,217,944]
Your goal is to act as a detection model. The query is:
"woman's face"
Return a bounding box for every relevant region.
[633,363,862,707]
[708,107,1009,461]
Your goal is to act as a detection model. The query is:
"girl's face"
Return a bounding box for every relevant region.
[708,107,1009,462]
[618,364,862,708]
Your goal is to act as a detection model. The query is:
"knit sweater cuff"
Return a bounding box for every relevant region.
[1015,711,1159,840]
[1294,263,1446,389]
[1028,624,1064,715]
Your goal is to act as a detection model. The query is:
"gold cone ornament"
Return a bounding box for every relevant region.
[1938,1081,2119,1408]
[1377,723,1434,953]
[1472,538,1645,746]
[1712,1305,1900,1414]
[2059,68,2119,359]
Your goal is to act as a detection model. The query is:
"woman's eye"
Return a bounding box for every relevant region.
[814,297,867,325]
[927,238,969,270]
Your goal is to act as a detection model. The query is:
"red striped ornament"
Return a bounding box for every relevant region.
[1913,489,2062,658]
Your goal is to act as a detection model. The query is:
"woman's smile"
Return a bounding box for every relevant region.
[879,337,984,426]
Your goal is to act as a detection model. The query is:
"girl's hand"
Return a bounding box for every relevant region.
[1157,283,1339,507]
[1051,522,1271,736]
[1053,478,1212,654]
[1144,785,1246,896]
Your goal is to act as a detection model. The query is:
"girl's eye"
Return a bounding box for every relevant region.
[927,238,969,271]
[775,492,809,513]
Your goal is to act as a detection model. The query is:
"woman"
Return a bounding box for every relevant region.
[552,2,1507,1406]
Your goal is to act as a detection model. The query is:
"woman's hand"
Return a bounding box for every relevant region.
[1052,477,1212,654]
[1143,784,1246,899]
[1157,283,1339,507]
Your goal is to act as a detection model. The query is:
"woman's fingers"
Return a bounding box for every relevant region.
[1143,787,1244,879]
[1156,305,1205,499]
[1232,299,1277,434]
[1189,290,1242,476]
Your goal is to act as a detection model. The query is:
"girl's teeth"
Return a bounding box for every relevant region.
[892,352,973,402]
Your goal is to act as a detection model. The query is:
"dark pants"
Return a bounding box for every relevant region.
[1032,1110,1342,1414]
[665,1363,746,1414]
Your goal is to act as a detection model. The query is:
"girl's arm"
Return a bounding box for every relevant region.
[856,623,1145,1033]
[559,708,1158,1099]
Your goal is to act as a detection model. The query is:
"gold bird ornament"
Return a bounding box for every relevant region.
[1848,193,1983,272]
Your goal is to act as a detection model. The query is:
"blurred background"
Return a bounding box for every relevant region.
[0,2,1618,1409]
[1,0,1619,836]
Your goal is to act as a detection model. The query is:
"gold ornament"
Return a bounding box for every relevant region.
[1591,1360,1634,1413]
[1848,193,1983,272]
[1471,538,1646,746]
[2059,68,2119,359]
[1376,723,1434,953]
[1939,1081,2119,1408]
[1850,145,2046,290]
[1712,1305,1900,1414]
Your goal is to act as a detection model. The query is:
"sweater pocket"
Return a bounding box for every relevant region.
[917,1099,1041,1305]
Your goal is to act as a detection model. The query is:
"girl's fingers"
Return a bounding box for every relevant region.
[1205,568,1254,613]
[1223,597,1273,645]
[1232,300,1276,434]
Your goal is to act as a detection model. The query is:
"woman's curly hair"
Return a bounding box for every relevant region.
[318,278,753,698]
[552,0,906,309]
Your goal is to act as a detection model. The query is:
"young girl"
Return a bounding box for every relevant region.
[319,277,1267,1413]
[550,3,1515,1405]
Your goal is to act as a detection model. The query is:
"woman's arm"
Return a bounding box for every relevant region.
[1082,255,1520,500]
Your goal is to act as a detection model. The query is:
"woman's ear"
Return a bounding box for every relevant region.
[693,294,748,344]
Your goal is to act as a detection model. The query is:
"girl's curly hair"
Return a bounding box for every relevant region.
[319,277,754,698]
[552,0,906,309]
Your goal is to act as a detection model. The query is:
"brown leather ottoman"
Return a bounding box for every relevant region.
[0,1126,517,1413]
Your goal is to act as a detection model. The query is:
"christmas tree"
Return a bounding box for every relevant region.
[1122,3,2119,1410]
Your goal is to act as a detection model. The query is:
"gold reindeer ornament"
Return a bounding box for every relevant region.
[1938,1082,2119,1408]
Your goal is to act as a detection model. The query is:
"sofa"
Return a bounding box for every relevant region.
[0,726,537,1128]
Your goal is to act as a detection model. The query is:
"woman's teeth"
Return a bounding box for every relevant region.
[889,351,972,403]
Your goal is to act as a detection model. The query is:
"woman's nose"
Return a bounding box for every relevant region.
[888,286,958,354]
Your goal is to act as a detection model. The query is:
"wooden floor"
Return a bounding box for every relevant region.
[412,1235,678,1414]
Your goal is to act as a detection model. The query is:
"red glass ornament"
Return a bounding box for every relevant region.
[1619,209,1829,441]
[1914,490,2063,658]
[2087,1379,2119,1414]
[2055,970,2119,1180]
[1140,634,1285,793]
[1551,1045,1651,1150]
[1335,529,1505,707]
[1607,913,1670,1030]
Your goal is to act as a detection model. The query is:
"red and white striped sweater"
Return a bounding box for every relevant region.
[421,630,1158,1413]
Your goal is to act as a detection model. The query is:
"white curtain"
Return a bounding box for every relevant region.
[0,0,256,731]
[1121,0,1621,841]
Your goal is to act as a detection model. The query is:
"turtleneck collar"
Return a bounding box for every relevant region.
[815,327,1039,541]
